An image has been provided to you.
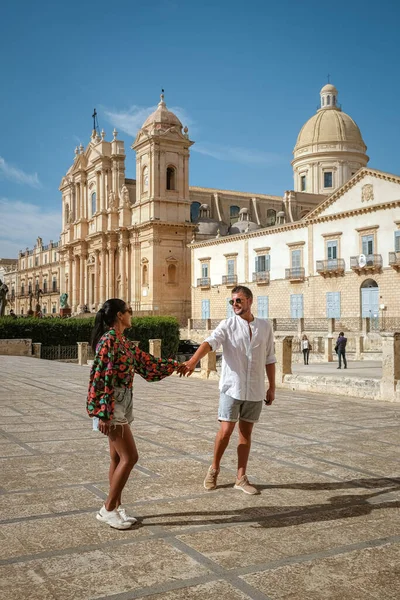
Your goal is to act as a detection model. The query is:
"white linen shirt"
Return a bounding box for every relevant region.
[204,315,276,402]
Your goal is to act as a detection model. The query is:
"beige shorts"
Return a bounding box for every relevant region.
[113,387,134,425]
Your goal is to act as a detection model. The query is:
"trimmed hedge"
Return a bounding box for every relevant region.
[0,316,180,358]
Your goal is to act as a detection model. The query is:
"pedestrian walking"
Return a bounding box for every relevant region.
[182,286,276,495]
[335,331,347,369]
[301,334,310,365]
[87,298,184,529]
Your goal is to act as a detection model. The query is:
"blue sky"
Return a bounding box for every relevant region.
[1,0,399,257]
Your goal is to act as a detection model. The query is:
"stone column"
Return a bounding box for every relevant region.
[274,335,293,383]
[380,332,400,402]
[328,318,335,335]
[94,250,100,307]
[108,247,115,297]
[201,351,218,380]
[32,343,42,359]
[77,342,88,366]
[71,257,77,310]
[324,335,334,362]
[271,318,277,332]
[362,318,370,335]
[149,339,161,358]
[100,250,107,304]
[297,318,304,337]
[355,335,364,361]
[79,255,85,308]
[100,170,105,211]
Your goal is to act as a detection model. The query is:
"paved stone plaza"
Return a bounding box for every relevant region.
[0,356,399,600]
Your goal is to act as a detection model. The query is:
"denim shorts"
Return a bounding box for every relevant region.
[113,387,134,425]
[218,392,263,423]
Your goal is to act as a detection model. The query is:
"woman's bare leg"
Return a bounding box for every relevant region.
[105,425,138,511]
[108,439,121,507]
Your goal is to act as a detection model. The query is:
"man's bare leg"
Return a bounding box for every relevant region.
[211,421,236,471]
[237,420,254,479]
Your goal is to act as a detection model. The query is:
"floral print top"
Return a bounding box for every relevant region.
[87,328,178,421]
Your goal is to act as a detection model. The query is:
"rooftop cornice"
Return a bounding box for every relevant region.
[189,185,282,200]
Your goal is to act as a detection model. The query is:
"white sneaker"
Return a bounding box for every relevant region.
[117,506,137,524]
[96,505,132,530]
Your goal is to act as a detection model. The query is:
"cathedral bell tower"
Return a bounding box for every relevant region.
[131,93,195,320]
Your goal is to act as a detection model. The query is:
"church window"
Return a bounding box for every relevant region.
[230,205,240,225]
[142,166,149,191]
[142,264,148,286]
[332,95,336,106]
[266,209,276,226]
[327,95,331,105]
[28,282,32,294]
[166,166,176,190]
[91,192,97,216]
[52,276,57,292]
[21,283,25,296]
[300,175,306,191]
[324,172,333,188]
[190,202,201,222]
[167,264,177,284]
[52,303,57,314]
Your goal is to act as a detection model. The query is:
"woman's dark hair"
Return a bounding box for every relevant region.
[91,298,127,352]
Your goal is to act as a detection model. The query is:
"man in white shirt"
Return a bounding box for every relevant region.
[183,286,276,495]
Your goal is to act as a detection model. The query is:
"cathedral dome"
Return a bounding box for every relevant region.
[292,83,369,195]
[142,93,182,130]
[294,109,366,152]
[195,204,228,238]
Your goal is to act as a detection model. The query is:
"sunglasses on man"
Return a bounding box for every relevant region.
[229,298,243,306]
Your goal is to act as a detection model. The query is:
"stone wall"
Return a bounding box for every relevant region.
[0,339,32,356]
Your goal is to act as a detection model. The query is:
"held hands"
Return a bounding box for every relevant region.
[98,419,111,436]
[177,360,196,377]
[265,387,275,406]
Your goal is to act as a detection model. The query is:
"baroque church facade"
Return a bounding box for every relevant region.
[7,83,399,323]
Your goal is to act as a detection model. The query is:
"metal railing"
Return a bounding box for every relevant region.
[285,268,305,281]
[316,259,345,273]
[350,254,382,269]
[222,274,238,285]
[252,271,270,284]
[197,277,211,287]
[41,345,78,361]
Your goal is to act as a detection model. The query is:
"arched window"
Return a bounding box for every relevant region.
[230,205,240,225]
[190,202,201,222]
[91,192,97,216]
[266,209,276,226]
[168,264,177,284]
[166,166,176,190]
[327,95,331,105]
[43,278,47,293]
[142,264,148,286]
[28,282,32,294]
[142,166,149,191]
[332,95,336,106]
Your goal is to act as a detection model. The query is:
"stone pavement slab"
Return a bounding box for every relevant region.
[0,356,399,600]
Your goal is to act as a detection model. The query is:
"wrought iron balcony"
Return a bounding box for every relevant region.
[222,274,238,286]
[285,267,305,281]
[316,259,345,277]
[389,252,400,271]
[42,287,60,295]
[197,277,211,288]
[252,271,270,284]
[350,254,382,273]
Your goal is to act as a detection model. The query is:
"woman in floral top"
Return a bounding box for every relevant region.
[87,298,183,530]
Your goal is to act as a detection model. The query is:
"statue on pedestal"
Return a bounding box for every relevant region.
[0,279,9,317]
[60,293,69,309]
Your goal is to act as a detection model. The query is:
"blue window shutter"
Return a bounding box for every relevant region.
[395,231,400,252]
[290,294,303,318]
[257,296,269,319]
[201,300,210,319]
[326,292,341,318]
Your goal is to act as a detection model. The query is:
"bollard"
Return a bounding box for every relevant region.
[200,351,219,380]
[324,335,334,362]
[274,335,293,383]
[380,332,400,402]
[32,343,42,359]
[355,335,364,361]
[149,339,161,358]
[77,341,88,366]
